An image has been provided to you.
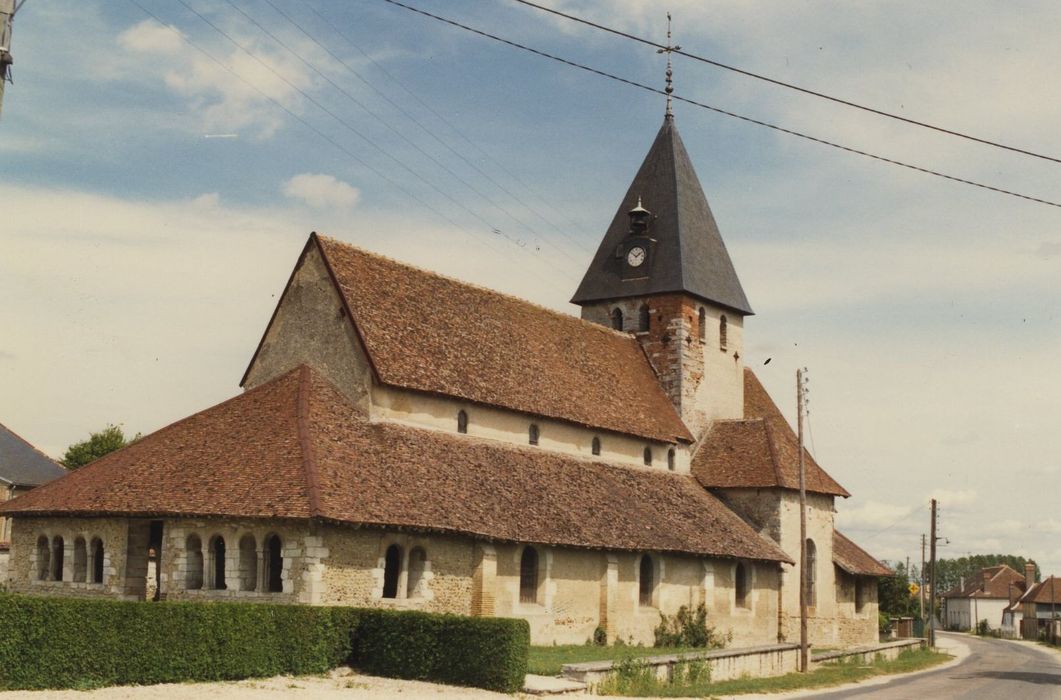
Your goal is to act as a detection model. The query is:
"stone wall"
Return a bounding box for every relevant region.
[243,243,373,410]
[5,516,131,598]
[580,295,744,438]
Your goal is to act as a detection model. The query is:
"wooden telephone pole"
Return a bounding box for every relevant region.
[797,369,809,671]
[929,499,938,646]
[920,533,927,624]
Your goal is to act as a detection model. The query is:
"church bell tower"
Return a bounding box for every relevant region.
[571,38,752,438]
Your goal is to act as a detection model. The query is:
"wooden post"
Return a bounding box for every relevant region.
[797,368,808,672]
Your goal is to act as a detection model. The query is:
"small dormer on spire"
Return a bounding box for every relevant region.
[657,13,680,119]
[628,197,651,235]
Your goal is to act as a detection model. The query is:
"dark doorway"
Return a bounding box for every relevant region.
[149,520,164,601]
[211,536,227,590]
[266,535,283,593]
[382,544,401,598]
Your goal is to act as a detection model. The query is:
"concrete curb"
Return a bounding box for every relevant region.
[709,634,970,700]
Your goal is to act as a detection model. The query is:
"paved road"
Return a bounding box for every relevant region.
[816,633,1061,699]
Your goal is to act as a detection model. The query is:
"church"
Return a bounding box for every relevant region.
[0,109,889,648]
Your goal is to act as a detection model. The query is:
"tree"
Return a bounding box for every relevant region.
[878,561,918,618]
[60,424,138,469]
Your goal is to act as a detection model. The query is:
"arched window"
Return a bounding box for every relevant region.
[735,562,750,608]
[36,535,50,581]
[643,447,653,466]
[719,315,728,350]
[805,539,817,606]
[519,546,539,604]
[382,544,402,599]
[265,534,283,593]
[698,307,706,342]
[529,424,540,446]
[638,303,649,332]
[639,555,654,607]
[51,536,65,582]
[209,535,227,590]
[73,537,87,583]
[667,448,676,471]
[90,537,105,584]
[186,535,203,590]
[239,534,257,592]
[611,308,624,331]
[407,547,427,598]
[591,437,601,456]
[457,410,468,434]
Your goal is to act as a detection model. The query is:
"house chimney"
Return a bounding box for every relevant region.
[1026,561,1036,590]
[983,569,992,590]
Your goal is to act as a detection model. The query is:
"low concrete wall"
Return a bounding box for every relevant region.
[562,643,799,690]
[811,638,925,668]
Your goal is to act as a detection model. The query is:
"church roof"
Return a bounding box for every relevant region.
[244,234,692,444]
[0,366,789,563]
[832,531,892,577]
[571,117,752,315]
[690,369,849,497]
[0,422,66,488]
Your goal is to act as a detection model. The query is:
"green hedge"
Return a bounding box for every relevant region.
[0,594,528,693]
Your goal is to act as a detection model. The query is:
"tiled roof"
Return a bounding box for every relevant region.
[1,367,789,562]
[1020,576,1061,605]
[690,369,849,497]
[942,565,1027,599]
[832,531,892,577]
[245,235,693,444]
[0,422,67,487]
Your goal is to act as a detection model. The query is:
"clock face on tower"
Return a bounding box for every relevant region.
[626,246,647,268]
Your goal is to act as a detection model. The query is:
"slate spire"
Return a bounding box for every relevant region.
[570,116,753,315]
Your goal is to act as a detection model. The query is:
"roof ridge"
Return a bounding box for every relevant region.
[296,365,323,518]
[314,233,640,342]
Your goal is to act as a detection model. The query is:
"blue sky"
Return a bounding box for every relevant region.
[3,0,1061,579]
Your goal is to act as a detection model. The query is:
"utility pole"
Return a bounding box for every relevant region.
[797,368,809,672]
[920,534,926,624]
[929,499,938,647]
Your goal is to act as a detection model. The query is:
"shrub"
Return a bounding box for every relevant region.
[976,619,990,636]
[0,594,527,693]
[592,625,608,646]
[653,603,725,648]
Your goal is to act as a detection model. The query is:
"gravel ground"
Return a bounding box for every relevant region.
[0,668,516,700]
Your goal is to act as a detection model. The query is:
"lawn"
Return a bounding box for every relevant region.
[527,645,700,676]
[596,647,951,696]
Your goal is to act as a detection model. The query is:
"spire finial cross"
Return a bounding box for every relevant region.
[657,13,680,118]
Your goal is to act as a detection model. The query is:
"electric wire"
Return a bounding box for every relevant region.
[380,0,1061,210]
[284,0,596,252]
[169,0,571,268]
[510,0,1061,166]
[124,0,572,287]
[229,0,585,269]
[846,502,929,542]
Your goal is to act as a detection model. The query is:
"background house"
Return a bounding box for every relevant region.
[942,563,1029,631]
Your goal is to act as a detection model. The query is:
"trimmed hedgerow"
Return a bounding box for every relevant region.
[0,594,528,693]
[354,609,529,692]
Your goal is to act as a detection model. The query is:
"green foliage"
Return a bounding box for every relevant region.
[0,594,527,693]
[527,645,700,676]
[878,561,919,618]
[976,619,990,636]
[60,424,139,469]
[351,609,528,692]
[878,612,893,633]
[653,604,726,648]
[592,625,608,646]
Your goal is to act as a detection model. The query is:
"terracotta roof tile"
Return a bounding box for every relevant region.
[2,367,789,562]
[691,369,849,497]
[1021,576,1061,604]
[942,565,1027,599]
[310,235,693,444]
[832,531,892,577]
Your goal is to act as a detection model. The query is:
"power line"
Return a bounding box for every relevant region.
[510,0,1061,166]
[845,501,928,541]
[123,0,573,287]
[232,0,585,269]
[289,0,596,251]
[379,0,1061,210]
[169,0,570,266]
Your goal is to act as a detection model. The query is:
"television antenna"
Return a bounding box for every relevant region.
[0,0,27,118]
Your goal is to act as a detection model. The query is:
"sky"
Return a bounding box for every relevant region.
[2,0,1060,579]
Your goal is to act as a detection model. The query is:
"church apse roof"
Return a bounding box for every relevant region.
[571,116,752,315]
[1,366,790,563]
[246,234,693,444]
[691,368,849,497]
[833,530,892,577]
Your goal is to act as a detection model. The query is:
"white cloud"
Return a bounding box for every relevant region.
[929,489,978,509]
[283,173,361,210]
[117,19,184,55]
[835,501,912,530]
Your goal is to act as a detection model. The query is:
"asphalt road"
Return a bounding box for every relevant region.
[815,633,1061,699]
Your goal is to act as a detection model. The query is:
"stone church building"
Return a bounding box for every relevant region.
[0,112,889,647]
